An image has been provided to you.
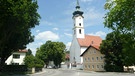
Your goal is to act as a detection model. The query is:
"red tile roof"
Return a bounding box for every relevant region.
[77,35,102,47]
[18,49,28,53]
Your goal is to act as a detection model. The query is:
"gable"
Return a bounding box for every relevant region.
[80,45,100,56]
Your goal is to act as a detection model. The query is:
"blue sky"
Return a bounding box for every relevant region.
[27,0,110,55]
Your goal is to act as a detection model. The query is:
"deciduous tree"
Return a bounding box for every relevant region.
[100,0,135,71]
[0,0,40,70]
[36,41,66,68]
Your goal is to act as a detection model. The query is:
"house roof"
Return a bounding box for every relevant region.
[77,35,102,47]
[18,49,28,53]
[80,45,100,56]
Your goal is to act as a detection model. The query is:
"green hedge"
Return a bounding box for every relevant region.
[3,65,27,73]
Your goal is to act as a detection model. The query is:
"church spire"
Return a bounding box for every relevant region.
[76,0,80,11]
[73,0,83,16]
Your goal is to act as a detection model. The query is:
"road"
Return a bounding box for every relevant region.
[30,69,135,76]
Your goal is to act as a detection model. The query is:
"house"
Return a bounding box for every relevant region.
[80,45,105,71]
[5,49,27,65]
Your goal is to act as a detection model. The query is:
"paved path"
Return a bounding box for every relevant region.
[13,68,135,76]
[30,68,135,76]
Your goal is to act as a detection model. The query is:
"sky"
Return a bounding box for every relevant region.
[27,0,110,55]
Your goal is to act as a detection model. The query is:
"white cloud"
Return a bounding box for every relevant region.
[64,33,72,37]
[27,42,43,55]
[66,42,71,50]
[53,28,59,31]
[88,31,106,37]
[35,31,59,41]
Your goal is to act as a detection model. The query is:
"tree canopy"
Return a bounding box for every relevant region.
[36,41,66,68]
[100,0,135,72]
[0,0,40,70]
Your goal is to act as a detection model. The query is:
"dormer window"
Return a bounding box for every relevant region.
[91,41,94,44]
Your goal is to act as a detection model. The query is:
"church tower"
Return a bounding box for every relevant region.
[72,0,85,38]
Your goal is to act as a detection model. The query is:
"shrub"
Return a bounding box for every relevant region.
[24,55,44,68]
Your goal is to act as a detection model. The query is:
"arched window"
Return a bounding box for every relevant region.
[79,23,81,26]
[79,29,81,34]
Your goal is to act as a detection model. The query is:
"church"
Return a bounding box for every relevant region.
[69,0,102,69]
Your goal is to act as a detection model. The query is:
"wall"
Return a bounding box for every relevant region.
[5,52,26,65]
[83,47,105,71]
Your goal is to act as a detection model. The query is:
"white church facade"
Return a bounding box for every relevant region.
[69,0,102,69]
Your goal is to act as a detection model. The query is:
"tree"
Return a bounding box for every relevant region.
[100,0,135,71]
[36,41,66,68]
[100,32,125,72]
[26,49,32,56]
[0,0,40,70]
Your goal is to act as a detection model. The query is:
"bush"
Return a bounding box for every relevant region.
[24,55,44,68]
[105,64,124,72]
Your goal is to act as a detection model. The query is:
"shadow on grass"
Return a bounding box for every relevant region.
[0,72,31,76]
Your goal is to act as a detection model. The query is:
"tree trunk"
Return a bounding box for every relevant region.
[0,56,6,72]
[0,50,11,72]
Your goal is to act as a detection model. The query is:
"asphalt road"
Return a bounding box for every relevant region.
[30,69,135,76]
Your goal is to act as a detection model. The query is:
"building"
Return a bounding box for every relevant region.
[69,0,102,69]
[5,49,27,65]
[80,45,105,71]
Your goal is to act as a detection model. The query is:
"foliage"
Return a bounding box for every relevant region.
[26,49,32,56]
[104,0,135,33]
[0,0,40,70]
[24,55,44,68]
[100,32,124,72]
[36,41,66,68]
[101,0,135,71]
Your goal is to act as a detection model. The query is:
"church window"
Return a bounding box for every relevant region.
[79,29,81,34]
[79,23,81,26]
